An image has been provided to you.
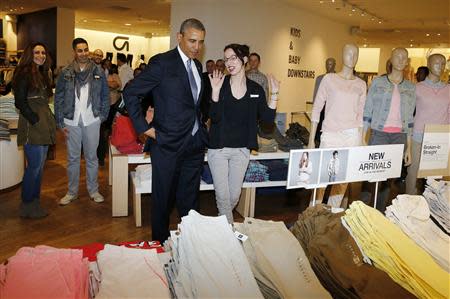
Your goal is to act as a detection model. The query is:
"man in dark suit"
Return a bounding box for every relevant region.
[123,18,207,242]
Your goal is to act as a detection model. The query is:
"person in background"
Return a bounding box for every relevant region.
[415,66,429,83]
[55,37,109,205]
[207,43,279,223]
[133,68,142,78]
[117,53,133,91]
[139,63,147,71]
[92,49,103,66]
[97,63,122,166]
[200,59,216,124]
[215,58,226,74]
[312,57,336,146]
[246,52,269,101]
[101,58,111,78]
[13,42,56,218]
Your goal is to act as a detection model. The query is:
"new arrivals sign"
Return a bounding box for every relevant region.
[286,144,404,189]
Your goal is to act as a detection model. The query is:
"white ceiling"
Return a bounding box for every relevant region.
[1,0,449,47]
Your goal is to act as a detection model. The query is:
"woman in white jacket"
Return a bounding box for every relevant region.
[297,152,313,184]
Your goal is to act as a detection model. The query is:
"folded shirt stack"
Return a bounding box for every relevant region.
[0,246,89,299]
[423,178,450,233]
[0,94,19,120]
[386,194,450,272]
[245,161,269,182]
[291,204,414,299]
[343,201,450,299]
[135,164,152,187]
[235,217,331,299]
[96,244,170,299]
[164,210,263,298]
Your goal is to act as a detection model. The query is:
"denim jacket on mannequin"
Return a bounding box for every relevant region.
[363,75,416,135]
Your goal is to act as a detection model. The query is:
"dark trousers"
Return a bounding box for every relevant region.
[150,132,205,242]
[97,106,117,163]
[369,130,407,211]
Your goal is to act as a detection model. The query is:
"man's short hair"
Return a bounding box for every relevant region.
[249,52,261,61]
[117,53,127,63]
[72,37,88,50]
[179,18,205,34]
[206,59,214,64]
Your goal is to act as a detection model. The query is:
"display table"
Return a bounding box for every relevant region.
[109,143,289,218]
[0,119,24,190]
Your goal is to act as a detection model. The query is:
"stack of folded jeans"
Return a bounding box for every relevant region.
[291,204,414,299]
[0,246,89,299]
[245,161,269,182]
[423,179,449,233]
[235,217,331,299]
[164,210,263,298]
[385,194,450,272]
[343,201,449,299]
[96,244,170,298]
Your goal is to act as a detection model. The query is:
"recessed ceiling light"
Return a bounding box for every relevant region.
[20,6,24,9]
[124,23,132,26]
[319,0,324,3]
[371,17,375,21]
[361,11,365,16]
[83,19,87,23]
[426,33,430,36]
[351,6,356,12]
[378,20,382,24]
[437,33,441,36]
[349,13,352,16]
[410,44,413,47]
[363,44,367,47]
[331,0,335,3]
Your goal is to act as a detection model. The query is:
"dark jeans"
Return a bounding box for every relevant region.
[22,144,48,203]
[97,105,117,163]
[369,130,407,211]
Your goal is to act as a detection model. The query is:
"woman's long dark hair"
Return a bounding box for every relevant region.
[13,42,53,95]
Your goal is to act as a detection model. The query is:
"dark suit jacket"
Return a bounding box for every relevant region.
[123,48,207,152]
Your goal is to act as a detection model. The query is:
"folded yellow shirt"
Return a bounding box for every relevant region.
[343,201,450,299]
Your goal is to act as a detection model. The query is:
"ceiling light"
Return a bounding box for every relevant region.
[20,6,24,9]
[124,23,132,26]
[437,33,441,36]
[371,17,375,21]
[361,11,365,16]
[410,44,413,47]
[363,44,367,47]
[331,0,335,3]
[349,13,352,16]
[351,6,356,12]
[83,19,87,23]
[319,0,324,3]
[426,33,430,36]
[378,20,382,24]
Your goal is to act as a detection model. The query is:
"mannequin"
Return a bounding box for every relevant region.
[363,47,416,211]
[406,53,449,194]
[308,44,367,207]
[312,57,336,146]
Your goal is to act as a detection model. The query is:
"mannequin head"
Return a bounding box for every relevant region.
[390,48,408,72]
[427,53,446,78]
[342,44,359,69]
[325,58,336,73]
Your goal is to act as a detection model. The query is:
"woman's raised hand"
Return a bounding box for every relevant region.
[267,74,280,93]
[209,70,225,102]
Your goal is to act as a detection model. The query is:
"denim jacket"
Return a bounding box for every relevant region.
[363,75,416,135]
[54,62,109,128]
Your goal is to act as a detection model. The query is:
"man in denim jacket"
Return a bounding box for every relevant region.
[54,38,109,205]
[363,47,416,211]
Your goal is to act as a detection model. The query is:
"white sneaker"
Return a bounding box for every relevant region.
[59,194,78,206]
[90,192,104,203]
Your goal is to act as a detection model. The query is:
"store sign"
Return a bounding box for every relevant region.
[418,124,450,178]
[287,26,315,79]
[113,36,130,52]
[286,144,404,189]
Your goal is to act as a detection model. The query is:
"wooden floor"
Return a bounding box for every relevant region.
[0,131,310,262]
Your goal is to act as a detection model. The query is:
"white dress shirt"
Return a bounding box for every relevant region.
[64,83,99,127]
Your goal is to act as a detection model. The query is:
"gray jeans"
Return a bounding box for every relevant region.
[66,118,101,196]
[207,147,250,223]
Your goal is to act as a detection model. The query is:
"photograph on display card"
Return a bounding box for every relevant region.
[319,149,349,184]
[286,149,321,189]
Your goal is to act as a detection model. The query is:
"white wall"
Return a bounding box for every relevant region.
[74,28,169,68]
[171,0,355,113]
[57,8,75,67]
[356,48,380,73]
